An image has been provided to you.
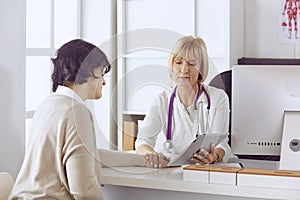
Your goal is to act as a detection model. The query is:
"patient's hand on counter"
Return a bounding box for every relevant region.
[145,152,170,168]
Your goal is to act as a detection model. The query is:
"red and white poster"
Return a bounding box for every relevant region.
[279,0,300,43]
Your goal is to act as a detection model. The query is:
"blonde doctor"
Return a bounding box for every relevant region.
[135,36,237,166]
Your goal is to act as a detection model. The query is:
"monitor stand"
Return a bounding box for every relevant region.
[279,111,300,171]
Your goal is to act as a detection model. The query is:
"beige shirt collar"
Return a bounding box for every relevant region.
[54,85,85,104]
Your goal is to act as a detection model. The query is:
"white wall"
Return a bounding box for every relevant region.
[0,0,26,178]
[244,0,297,58]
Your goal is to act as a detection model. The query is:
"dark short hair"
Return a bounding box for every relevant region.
[51,39,111,92]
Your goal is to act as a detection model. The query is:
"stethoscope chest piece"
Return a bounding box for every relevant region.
[163,140,173,153]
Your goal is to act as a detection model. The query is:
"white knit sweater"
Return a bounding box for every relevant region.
[9,86,145,200]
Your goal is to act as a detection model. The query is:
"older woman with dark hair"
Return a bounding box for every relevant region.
[9,39,169,200]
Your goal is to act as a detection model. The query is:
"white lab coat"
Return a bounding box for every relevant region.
[135,85,237,162]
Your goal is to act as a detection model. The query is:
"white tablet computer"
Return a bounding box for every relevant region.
[168,133,227,167]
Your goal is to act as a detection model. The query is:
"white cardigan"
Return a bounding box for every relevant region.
[135,85,237,162]
[9,86,146,200]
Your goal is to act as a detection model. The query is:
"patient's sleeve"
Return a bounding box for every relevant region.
[98,149,146,167]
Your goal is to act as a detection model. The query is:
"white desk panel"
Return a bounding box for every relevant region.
[101,165,300,200]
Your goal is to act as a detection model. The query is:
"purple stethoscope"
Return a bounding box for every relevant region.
[163,82,211,152]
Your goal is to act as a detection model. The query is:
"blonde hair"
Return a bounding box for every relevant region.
[168,36,209,83]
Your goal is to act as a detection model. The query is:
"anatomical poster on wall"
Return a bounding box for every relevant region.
[279,0,300,43]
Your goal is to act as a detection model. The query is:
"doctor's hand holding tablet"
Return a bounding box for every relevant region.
[135,36,237,166]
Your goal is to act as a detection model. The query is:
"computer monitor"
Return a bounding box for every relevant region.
[231,65,300,160]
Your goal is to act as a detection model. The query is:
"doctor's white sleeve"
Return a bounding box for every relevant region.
[210,90,237,162]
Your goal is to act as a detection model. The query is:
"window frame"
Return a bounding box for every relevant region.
[25,0,82,143]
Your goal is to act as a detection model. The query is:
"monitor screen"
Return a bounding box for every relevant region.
[231,65,300,159]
